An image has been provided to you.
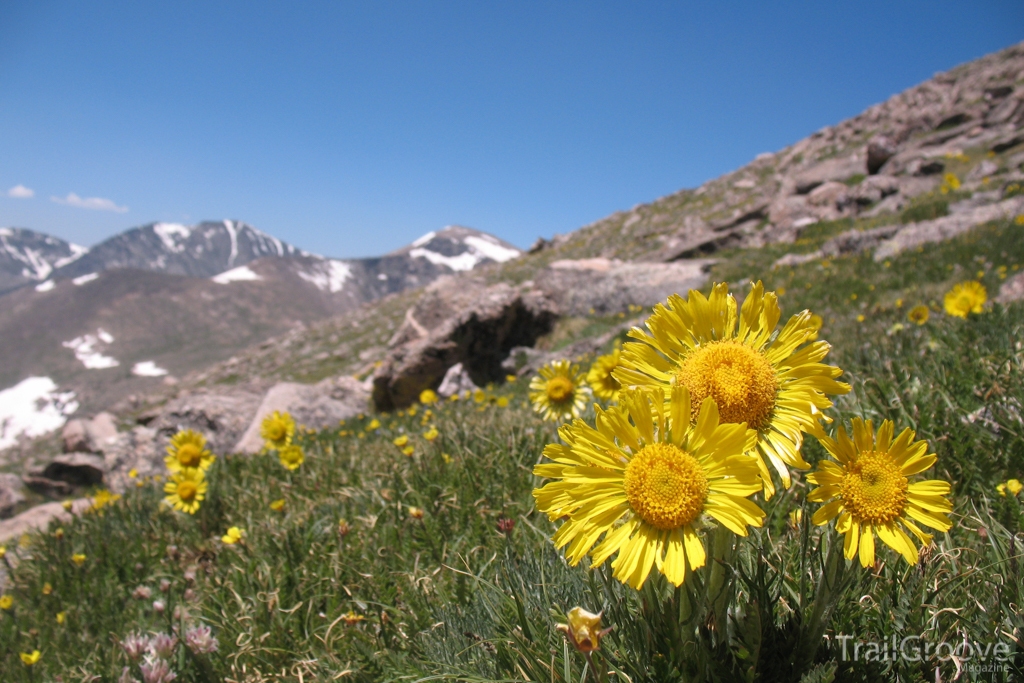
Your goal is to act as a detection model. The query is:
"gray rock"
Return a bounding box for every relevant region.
[535,258,713,316]
[867,136,898,174]
[372,279,558,411]
[792,154,865,193]
[0,498,92,545]
[436,362,479,397]
[0,473,25,519]
[997,271,1024,304]
[874,195,1024,261]
[61,412,118,454]
[234,376,369,454]
[41,452,106,486]
[22,475,74,498]
[149,388,263,456]
[967,160,1000,181]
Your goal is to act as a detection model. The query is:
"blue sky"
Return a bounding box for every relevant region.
[0,2,1021,258]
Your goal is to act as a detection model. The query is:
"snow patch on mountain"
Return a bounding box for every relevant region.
[153,223,192,253]
[62,329,119,369]
[35,280,55,292]
[411,231,437,247]
[463,235,520,263]
[409,248,481,272]
[73,273,99,286]
[212,266,261,284]
[132,361,168,377]
[52,243,89,269]
[0,376,79,450]
[298,260,352,293]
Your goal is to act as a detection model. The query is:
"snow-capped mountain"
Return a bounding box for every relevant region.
[0,228,88,295]
[0,221,522,416]
[50,219,307,281]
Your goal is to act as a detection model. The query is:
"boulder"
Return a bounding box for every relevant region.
[997,271,1024,304]
[61,412,118,454]
[148,388,263,456]
[807,181,852,211]
[0,498,92,545]
[867,136,898,174]
[234,376,370,454]
[0,473,25,519]
[534,258,713,316]
[792,154,865,194]
[372,280,558,411]
[22,475,75,498]
[41,453,106,486]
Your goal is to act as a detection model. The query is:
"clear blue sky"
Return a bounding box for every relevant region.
[0,2,1021,258]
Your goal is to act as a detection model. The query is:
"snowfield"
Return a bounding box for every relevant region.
[212,265,261,284]
[62,329,119,369]
[0,377,78,451]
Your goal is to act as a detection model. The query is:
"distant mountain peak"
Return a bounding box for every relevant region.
[0,227,88,295]
[392,225,521,272]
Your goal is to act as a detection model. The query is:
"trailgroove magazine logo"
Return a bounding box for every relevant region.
[835,634,1011,671]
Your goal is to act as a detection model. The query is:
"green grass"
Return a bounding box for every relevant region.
[3,222,1024,681]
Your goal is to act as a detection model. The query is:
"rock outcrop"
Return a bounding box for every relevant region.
[372,278,558,410]
[234,377,369,454]
[534,258,713,315]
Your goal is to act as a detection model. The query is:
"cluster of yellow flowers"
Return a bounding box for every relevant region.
[530,282,954,589]
[162,430,215,514]
[261,411,304,471]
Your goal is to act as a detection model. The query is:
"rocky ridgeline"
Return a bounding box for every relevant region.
[529,41,1024,263]
[4,41,1024,541]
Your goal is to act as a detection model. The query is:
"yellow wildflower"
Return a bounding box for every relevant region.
[908,305,929,325]
[221,526,244,544]
[71,553,86,566]
[165,429,215,472]
[529,360,591,422]
[270,499,286,512]
[278,444,305,471]
[556,607,612,654]
[20,650,41,666]
[0,595,12,609]
[163,468,207,514]
[393,435,409,447]
[943,281,987,318]
[423,427,439,442]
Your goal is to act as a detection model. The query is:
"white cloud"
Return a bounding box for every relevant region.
[51,192,128,213]
[7,184,34,198]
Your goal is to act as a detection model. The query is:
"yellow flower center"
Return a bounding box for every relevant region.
[266,421,286,442]
[176,480,198,502]
[676,340,778,430]
[840,451,908,525]
[546,376,575,403]
[623,443,708,530]
[176,444,202,467]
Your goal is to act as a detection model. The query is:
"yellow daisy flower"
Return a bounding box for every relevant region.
[393,435,409,447]
[165,429,215,472]
[586,342,623,402]
[71,553,86,566]
[260,411,295,448]
[278,444,305,471]
[20,650,41,666]
[614,282,850,497]
[943,281,987,318]
[907,305,929,325]
[163,467,208,514]
[807,418,953,567]
[423,427,439,442]
[533,386,763,589]
[402,445,415,457]
[1007,478,1022,496]
[269,499,286,512]
[367,418,381,431]
[0,594,12,609]
[56,611,65,624]
[419,389,438,405]
[221,526,244,544]
[529,360,592,422]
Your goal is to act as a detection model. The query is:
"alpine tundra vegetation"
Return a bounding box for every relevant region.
[2,40,1024,683]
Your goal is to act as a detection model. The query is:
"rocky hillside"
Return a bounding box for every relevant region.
[2,40,1024,534]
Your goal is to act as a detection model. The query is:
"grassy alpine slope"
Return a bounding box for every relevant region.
[2,215,1024,682]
